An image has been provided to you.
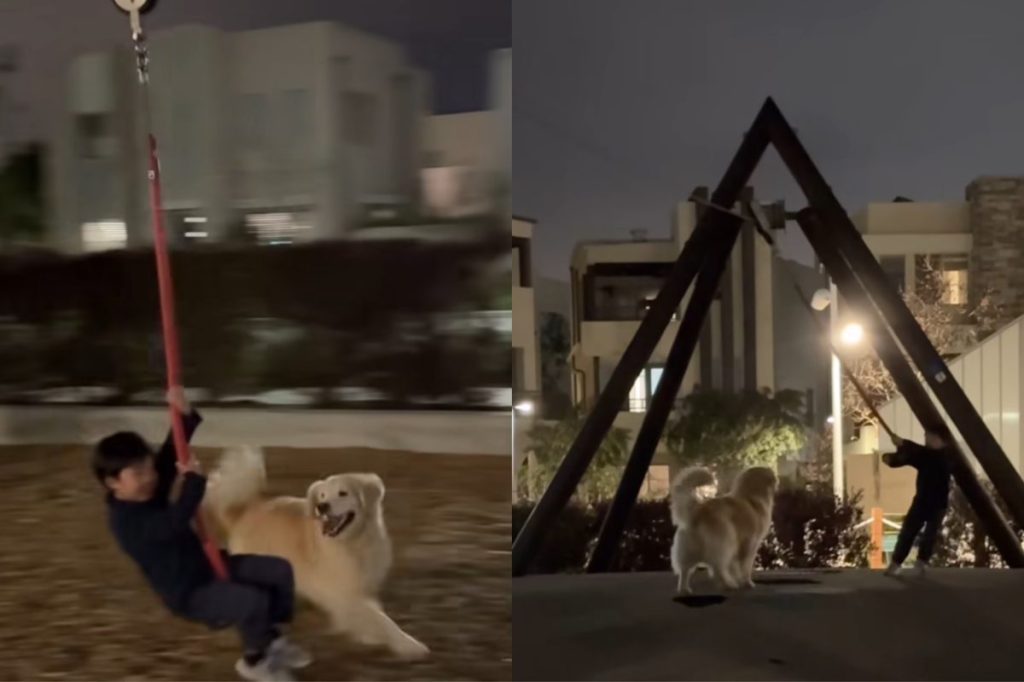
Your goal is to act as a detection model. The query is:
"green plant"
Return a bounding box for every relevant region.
[518,410,631,504]
[931,481,1024,568]
[757,483,871,569]
[665,388,808,477]
[539,313,572,419]
[511,483,872,574]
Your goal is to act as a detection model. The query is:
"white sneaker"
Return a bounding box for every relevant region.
[884,562,902,577]
[269,636,313,669]
[907,560,927,577]
[235,657,295,682]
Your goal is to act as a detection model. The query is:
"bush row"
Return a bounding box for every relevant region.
[512,484,871,574]
[0,237,511,405]
[511,481,1024,573]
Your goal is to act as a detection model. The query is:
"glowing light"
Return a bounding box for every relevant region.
[840,323,864,346]
[184,231,208,239]
[82,221,127,252]
[184,216,208,224]
[514,400,534,415]
[826,415,835,425]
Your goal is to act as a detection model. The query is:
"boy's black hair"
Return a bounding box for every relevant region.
[93,431,154,485]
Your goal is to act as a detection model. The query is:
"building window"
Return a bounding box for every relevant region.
[915,254,968,306]
[244,210,314,245]
[589,275,668,321]
[627,365,664,413]
[75,114,115,159]
[879,255,906,292]
[278,89,311,159]
[640,465,670,498]
[343,91,377,146]
[238,93,267,152]
[81,220,126,252]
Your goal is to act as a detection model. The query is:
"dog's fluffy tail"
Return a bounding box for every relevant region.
[670,467,716,528]
[206,445,266,530]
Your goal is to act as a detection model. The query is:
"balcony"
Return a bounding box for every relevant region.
[580,319,680,361]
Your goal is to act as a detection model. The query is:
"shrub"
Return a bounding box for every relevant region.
[512,483,871,574]
[517,411,631,504]
[931,481,1024,568]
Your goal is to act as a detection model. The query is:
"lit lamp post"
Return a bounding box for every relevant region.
[811,285,863,500]
[511,399,534,501]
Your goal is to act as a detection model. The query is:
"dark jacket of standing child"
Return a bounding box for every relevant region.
[885,435,952,507]
[881,431,953,573]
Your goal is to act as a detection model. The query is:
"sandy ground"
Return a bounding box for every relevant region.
[0,444,510,681]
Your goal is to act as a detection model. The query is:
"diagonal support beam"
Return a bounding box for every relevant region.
[586,217,743,573]
[510,103,774,576]
[797,209,1024,566]
[766,101,1024,533]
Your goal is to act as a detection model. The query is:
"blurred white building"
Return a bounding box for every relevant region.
[421,49,510,219]
[50,22,434,252]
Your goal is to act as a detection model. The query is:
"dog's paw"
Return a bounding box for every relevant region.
[392,637,430,661]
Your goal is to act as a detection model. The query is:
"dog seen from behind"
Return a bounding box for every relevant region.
[670,465,778,595]
[205,446,430,661]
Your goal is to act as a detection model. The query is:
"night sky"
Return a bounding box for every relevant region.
[514,0,1024,278]
[0,0,509,141]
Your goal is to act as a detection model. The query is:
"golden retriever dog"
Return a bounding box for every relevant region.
[204,446,429,660]
[670,465,778,595]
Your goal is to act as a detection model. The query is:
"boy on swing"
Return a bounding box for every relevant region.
[881,429,953,577]
[92,387,310,681]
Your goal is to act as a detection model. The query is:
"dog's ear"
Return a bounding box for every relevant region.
[356,473,385,508]
[306,480,322,516]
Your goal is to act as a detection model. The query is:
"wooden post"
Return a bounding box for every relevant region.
[870,507,884,569]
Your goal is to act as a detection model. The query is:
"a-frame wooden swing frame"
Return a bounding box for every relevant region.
[512,98,1024,576]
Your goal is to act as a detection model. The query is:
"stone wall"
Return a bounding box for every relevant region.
[967,177,1024,327]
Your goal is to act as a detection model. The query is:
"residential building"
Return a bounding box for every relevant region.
[568,189,826,495]
[50,22,432,253]
[849,180,1024,344]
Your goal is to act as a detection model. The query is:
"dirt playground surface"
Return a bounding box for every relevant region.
[0,444,511,681]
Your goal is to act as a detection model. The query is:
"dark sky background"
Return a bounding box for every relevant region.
[514,0,1024,279]
[0,0,509,142]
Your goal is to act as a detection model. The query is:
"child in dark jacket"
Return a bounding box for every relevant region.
[93,387,310,682]
[881,430,953,577]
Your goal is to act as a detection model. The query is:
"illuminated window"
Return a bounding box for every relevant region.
[627,366,665,412]
[81,221,126,252]
[244,211,314,245]
[916,254,968,306]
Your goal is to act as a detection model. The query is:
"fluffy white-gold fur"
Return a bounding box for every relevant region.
[205,446,428,660]
[670,465,778,595]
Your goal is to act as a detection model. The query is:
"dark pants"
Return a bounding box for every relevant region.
[182,554,295,657]
[892,496,948,565]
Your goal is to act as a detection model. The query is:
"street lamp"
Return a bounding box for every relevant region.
[511,399,535,501]
[840,322,864,346]
[812,286,863,500]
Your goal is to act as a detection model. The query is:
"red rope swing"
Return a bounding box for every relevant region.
[114,0,228,580]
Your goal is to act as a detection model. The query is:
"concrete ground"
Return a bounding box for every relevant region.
[513,569,1024,681]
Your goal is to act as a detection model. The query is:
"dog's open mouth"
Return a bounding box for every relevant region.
[320,511,356,537]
